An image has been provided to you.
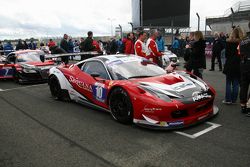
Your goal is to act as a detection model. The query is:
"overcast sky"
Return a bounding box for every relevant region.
[0,0,240,39]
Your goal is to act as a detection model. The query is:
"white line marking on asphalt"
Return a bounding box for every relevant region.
[0,84,47,92]
[174,122,222,139]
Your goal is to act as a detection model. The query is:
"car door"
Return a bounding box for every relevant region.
[80,61,111,108]
[0,63,15,78]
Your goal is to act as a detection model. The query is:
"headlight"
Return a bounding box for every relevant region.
[139,86,172,102]
[170,57,177,62]
[23,68,37,73]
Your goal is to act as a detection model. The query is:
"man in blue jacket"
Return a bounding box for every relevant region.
[4,41,14,55]
[28,39,37,50]
[156,35,165,52]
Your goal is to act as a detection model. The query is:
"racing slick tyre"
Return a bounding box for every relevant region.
[13,70,21,84]
[109,87,133,124]
[49,75,70,101]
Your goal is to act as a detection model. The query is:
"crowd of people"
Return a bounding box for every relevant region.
[0,24,249,116]
[0,39,38,56]
[182,24,250,117]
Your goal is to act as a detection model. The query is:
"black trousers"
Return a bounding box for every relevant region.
[61,56,69,64]
[193,68,203,79]
[211,53,222,70]
[240,62,250,104]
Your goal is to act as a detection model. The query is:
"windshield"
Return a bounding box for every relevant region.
[16,51,44,62]
[107,57,166,80]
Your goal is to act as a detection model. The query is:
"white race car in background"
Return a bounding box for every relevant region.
[162,46,179,68]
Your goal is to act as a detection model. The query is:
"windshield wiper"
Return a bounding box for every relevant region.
[128,75,153,79]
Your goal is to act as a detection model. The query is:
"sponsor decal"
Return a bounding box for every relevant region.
[144,106,162,113]
[172,82,195,91]
[108,81,114,89]
[92,83,107,103]
[107,60,123,66]
[120,56,140,63]
[160,121,167,126]
[0,68,14,76]
[168,121,184,126]
[69,76,92,92]
[192,91,211,102]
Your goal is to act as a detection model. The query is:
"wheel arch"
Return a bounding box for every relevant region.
[107,86,123,106]
[48,67,69,90]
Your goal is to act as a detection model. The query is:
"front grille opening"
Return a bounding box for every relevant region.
[171,110,188,119]
[195,100,213,112]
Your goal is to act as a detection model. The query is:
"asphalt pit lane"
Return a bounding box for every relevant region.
[175,122,221,139]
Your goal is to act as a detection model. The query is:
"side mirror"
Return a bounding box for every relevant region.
[40,55,45,62]
[90,72,100,78]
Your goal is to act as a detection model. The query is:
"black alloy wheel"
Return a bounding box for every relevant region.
[109,87,133,124]
[13,70,20,83]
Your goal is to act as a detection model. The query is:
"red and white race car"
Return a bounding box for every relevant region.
[48,55,218,129]
[0,50,55,83]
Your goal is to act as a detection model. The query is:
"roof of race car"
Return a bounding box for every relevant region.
[86,54,143,64]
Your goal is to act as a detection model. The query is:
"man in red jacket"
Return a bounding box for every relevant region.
[146,29,163,66]
[48,39,56,48]
[134,31,150,59]
[124,32,135,54]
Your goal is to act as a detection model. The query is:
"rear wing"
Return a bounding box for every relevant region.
[45,51,100,59]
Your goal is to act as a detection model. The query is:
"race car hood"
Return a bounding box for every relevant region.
[133,71,210,99]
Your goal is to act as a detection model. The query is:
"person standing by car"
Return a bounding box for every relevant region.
[110,38,118,54]
[239,22,250,116]
[68,37,74,60]
[3,41,14,55]
[23,41,29,49]
[83,31,95,52]
[60,34,69,53]
[68,38,74,53]
[28,39,37,50]
[81,31,96,60]
[59,34,69,64]
[79,37,85,52]
[171,37,180,56]
[210,32,223,71]
[48,39,56,48]
[220,32,227,67]
[184,32,195,71]
[0,41,4,55]
[146,29,163,66]
[135,31,150,59]
[222,27,243,105]
[186,31,206,78]
[16,39,25,51]
[58,34,69,64]
[124,32,135,55]
[117,38,123,53]
[156,35,165,52]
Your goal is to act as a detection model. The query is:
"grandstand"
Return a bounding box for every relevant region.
[206,1,250,33]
